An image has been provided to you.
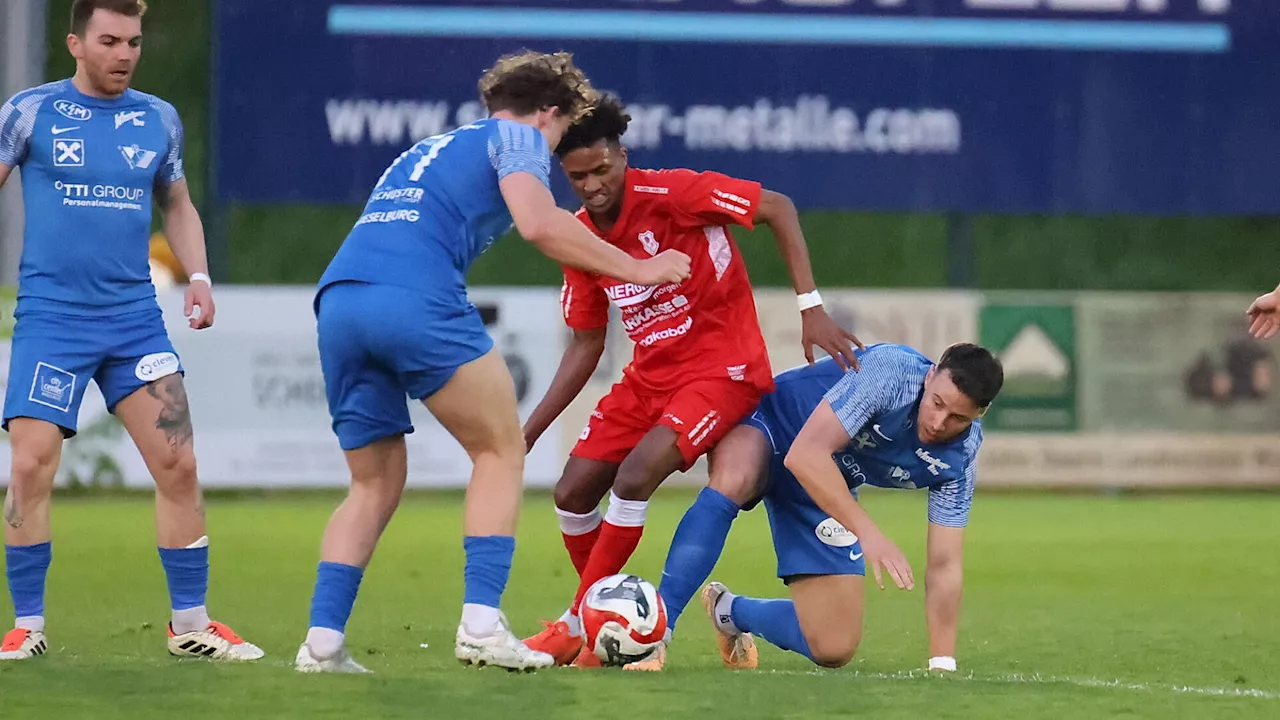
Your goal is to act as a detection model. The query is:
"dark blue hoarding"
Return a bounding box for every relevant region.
[214,1,1280,215]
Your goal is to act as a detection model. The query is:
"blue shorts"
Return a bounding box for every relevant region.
[315,280,494,451]
[3,308,182,437]
[743,409,866,580]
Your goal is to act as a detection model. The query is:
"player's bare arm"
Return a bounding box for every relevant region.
[155,178,215,330]
[500,172,691,286]
[924,522,965,666]
[0,163,13,190]
[523,326,607,451]
[785,402,915,591]
[1247,283,1280,339]
[755,189,864,371]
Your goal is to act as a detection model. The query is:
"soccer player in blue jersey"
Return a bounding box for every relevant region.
[626,342,1002,672]
[0,0,263,662]
[294,51,692,673]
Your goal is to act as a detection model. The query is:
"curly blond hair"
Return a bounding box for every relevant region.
[478,50,599,122]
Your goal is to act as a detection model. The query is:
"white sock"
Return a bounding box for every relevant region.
[604,492,649,527]
[713,590,740,635]
[556,507,602,536]
[15,615,44,633]
[558,608,582,638]
[306,627,345,658]
[171,606,211,635]
[461,603,501,637]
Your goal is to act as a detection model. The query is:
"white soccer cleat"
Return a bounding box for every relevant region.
[294,643,371,674]
[167,621,265,661]
[456,614,555,672]
[0,628,48,661]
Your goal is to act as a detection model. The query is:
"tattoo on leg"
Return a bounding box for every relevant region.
[148,375,194,451]
[3,493,21,530]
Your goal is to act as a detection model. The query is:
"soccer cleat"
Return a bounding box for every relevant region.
[569,644,602,668]
[0,628,48,661]
[294,643,371,674]
[456,613,556,672]
[167,621,266,661]
[521,619,583,666]
[623,641,666,672]
[701,581,758,670]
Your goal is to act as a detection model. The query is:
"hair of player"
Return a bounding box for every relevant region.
[554,93,632,158]
[937,343,1004,409]
[478,50,598,123]
[71,0,147,36]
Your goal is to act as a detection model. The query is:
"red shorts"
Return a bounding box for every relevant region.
[572,375,764,472]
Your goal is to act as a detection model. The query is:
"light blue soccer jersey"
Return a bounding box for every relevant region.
[0,80,184,316]
[758,344,983,528]
[318,118,551,299]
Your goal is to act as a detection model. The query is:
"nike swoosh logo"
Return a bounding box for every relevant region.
[872,424,891,441]
[849,551,863,561]
[51,126,79,135]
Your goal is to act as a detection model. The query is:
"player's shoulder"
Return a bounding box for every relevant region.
[486,117,548,150]
[858,343,933,374]
[2,80,67,112]
[123,90,181,123]
[628,166,695,194]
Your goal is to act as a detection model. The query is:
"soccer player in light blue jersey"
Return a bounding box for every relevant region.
[294,51,692,673]
[628,343,1002,673]
[0,0,263,662]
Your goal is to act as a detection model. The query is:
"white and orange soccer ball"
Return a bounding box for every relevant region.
[580,574,668,666]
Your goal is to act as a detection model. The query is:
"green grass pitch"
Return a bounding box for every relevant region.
[2,487,1278,719]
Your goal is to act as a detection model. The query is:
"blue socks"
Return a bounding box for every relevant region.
[659,487,740,632]
[309,561,365,633]
[5,542,51,625]
[157,542,209,612]
[462,535,515,609]
[732,596,815,662]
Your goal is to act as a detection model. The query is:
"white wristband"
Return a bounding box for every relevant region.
[928,656,957,672]
[797,289,822,311]
[189,273,212,288]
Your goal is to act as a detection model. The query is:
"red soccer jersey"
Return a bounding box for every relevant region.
[560,167,775,396]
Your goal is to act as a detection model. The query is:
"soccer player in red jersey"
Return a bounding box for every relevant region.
[522,94,863,666]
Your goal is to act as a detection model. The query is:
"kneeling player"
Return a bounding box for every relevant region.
[632,342,1002,672]
[521,94,861,666]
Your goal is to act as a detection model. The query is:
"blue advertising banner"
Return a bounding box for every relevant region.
[213,1,1279,215]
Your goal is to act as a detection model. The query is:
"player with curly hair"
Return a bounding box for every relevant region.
[521,93,863,667]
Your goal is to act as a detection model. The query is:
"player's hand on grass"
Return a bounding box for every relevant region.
[860,530,914,591]
[185,281,215,330]
[633,249,692,286]
[1246,287,1280,340]
[801,307,865,371]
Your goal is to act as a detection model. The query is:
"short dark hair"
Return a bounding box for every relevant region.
[71,0,146,36]
[937,343,1004,408]
[554,93,631,158]
[478,50,597,122]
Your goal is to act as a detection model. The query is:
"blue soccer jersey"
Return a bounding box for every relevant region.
[314,117,554,450]
[0,80,185,316]
[318,118,551,301]
[757,344,983,528]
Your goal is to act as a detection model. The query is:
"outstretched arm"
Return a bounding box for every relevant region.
[924,522,965,669]
[756,189,864,370]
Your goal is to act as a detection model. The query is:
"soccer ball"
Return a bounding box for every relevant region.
[580,574,668,666]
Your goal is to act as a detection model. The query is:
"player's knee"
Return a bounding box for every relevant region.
[152,450,199,496]
[554,475,599,514]
[807,631,860,669]
[10,435,61,489]
[610,469,657,502]
[707,468,760,506]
